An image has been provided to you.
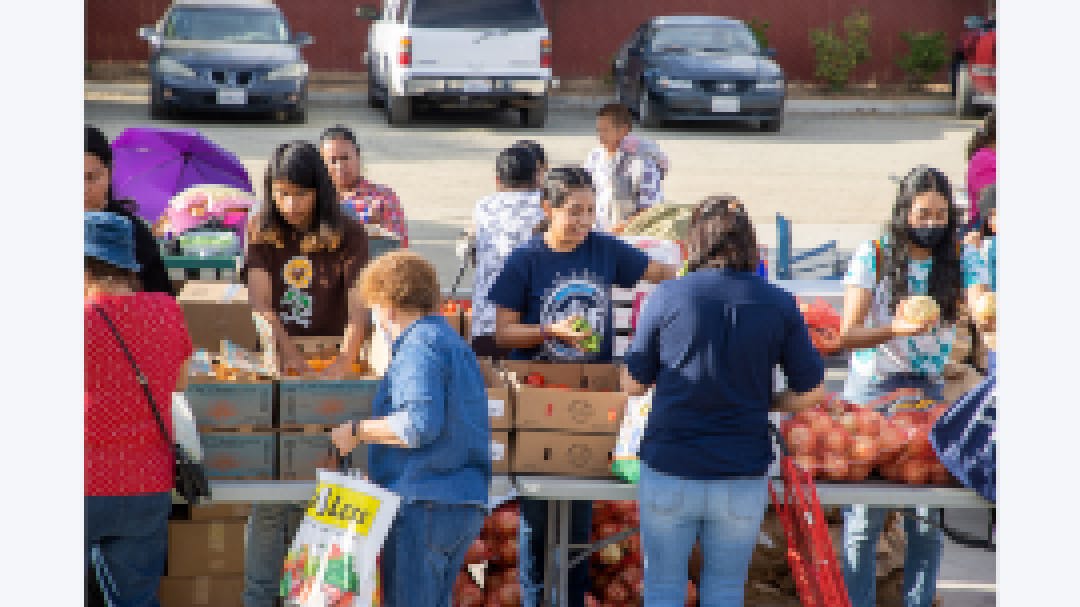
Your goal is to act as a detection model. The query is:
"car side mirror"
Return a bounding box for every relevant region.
[762,48,777,59]
[355,5,380,20]
[138,25,160,46]
[295,32,314,46]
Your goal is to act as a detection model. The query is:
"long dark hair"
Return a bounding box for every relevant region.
[966,110,995,160]
[884,165,964,324]
[248,141,345,253]
[685,195,759,273]
[85,124,137,214]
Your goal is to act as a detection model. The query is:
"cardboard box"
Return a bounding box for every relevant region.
[477,358,514,430]
[167,519,246,577]
[188,504,251,521]
[201,432,276,480]
[159,575,243,607]
[177,282,257,351]
[184,379,274,429]
[503,362,626,433]
[490,431,511,475]
[512,431,616,478]
[279,431,368,480]
[278,378,378,426]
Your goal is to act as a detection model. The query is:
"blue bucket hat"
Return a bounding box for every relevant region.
[85,212,141,272]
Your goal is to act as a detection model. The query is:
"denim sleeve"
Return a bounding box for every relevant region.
[623,287,665,386]
[382,339,446,449]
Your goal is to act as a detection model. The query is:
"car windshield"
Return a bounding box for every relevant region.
[165,8,290,43]
[651,25,760,55]
[410,0,544,29]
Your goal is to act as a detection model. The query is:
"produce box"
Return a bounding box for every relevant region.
[184,378,274,430]
[159,575,243,607]
[167,519,246,577]
[490,431,512,475]
[187,504,251,521]
[278,430,368,480]
[477,358,513,430]
[177,282,257,351]
[200,431,276,480]
[278,378,378,426]
[441,299,472,338]
[503,362,626,433]
[512,431,616,478]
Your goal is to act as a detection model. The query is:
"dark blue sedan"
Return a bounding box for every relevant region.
[138,0,313,123]
[612,16,786,131]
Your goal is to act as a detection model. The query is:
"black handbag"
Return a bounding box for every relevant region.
[94,306,210,505]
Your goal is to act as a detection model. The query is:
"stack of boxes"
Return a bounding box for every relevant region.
[160,504,251,607]
[478,360,628,478]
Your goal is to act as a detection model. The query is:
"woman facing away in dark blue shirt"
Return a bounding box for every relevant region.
[622,195,826,607]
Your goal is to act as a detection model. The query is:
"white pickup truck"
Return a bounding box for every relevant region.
[358,0,553,127]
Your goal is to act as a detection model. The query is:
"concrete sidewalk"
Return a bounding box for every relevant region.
[84,80,954,115]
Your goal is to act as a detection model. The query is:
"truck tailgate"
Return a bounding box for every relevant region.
[410,28,547,77]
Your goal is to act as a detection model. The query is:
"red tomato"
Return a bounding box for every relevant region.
[837,412,859,434]
[604,580,630,603]
[854,409,884,436]
[808,412,835,435]
[525,372,546,387]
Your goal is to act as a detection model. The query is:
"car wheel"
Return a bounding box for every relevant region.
[955,64,975,118]
[150,87,170,120]
[760,112,784,133]
[388,94,412,126]
[638,90,661,129]
[367,65,384,109]
[521,97,547,128]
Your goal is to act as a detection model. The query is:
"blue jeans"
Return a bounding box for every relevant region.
[519,498,593,607]
[381,501,485,607]
[639,463,768,607]
[85,493,172,607]
[243,503,306,607]
[842,372,944,607]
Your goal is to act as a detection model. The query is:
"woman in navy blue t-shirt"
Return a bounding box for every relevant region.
[623,196,825,606]
[489,166,675,607]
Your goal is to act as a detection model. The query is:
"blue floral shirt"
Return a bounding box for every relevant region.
[845,237,989,385]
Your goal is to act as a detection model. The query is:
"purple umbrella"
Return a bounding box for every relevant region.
[111,128,252,224]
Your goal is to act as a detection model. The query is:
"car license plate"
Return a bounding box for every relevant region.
[217,88,247,105]
[711,97,740,113]
[463,79,492,93]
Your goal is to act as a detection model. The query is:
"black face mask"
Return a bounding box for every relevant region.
[907,225,948,249]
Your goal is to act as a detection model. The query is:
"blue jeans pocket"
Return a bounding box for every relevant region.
[645,480,684,516]
[726,478,768,522]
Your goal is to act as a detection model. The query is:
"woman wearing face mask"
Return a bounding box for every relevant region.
[837,165,990,607]
[241,141,370,607]
[330,251,490,607]
[488,166,676,607]
[85,124,174,295]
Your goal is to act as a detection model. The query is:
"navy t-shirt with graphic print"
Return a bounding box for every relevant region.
[488,232,651,362]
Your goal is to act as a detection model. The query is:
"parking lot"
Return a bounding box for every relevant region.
[85,91,980,284]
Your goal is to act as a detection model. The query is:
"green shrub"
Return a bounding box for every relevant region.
[896,31,948,90]
[748,17,771,51]
[809,9,872,91]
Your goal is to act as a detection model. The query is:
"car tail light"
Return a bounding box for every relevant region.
[399,36,412,67]
[540,38,552,69]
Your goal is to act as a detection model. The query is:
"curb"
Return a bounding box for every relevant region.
[85,83,955,116]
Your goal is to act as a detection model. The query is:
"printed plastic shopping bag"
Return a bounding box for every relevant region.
[282,469,401,607]
[612,391,652,483]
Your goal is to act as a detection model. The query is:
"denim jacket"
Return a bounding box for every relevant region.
[366,315,491,505]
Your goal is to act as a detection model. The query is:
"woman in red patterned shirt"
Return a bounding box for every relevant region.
[84,212,192,607]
